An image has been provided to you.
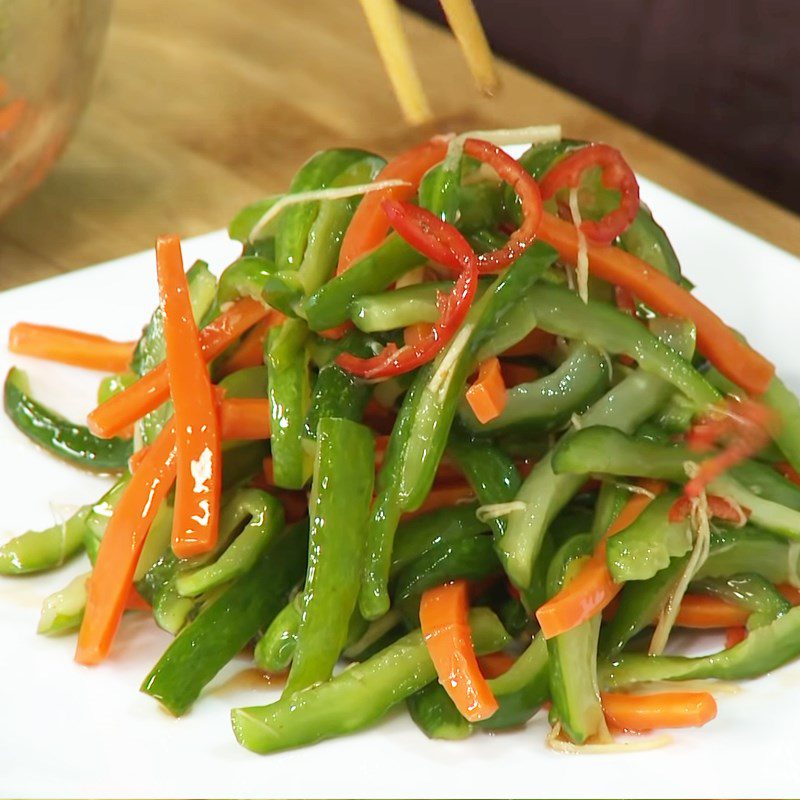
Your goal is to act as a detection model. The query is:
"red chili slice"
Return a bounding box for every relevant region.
[462,138,543,273]
[539,143,640,245]
[392,138,544,275]
[683,398,775,499]
[336,200,478,380]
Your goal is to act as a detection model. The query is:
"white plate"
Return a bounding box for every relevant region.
[1,182,799,800]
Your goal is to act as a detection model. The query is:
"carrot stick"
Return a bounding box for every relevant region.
[130,397,271,476]
[536,481,666,639]
[601,691,717,732]
[466,357,507,423]
[9,322,136,373]
[87,298,268,439]
[477,651,517,679]
[501,328,556,358]
[403,483,476,518]
[674,594,749,628]
[76,421,177,665]
[125,586,153,612]
[726,626,747,648]
[537,212,774,396]
[156,235,221,559]
[219,398,271,440]
[420,579,499,722]
[500,361,539,387]
[216,314,279,377]
[777,584,800,605]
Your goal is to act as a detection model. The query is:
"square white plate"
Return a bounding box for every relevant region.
[1,181,799,800]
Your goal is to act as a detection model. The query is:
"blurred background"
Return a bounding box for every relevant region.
[0,0,797,290]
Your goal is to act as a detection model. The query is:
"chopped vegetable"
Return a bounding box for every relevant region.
[156,235,221,558]
[465,357,507,423]
[8,322,135,372]
[4,129,800,757]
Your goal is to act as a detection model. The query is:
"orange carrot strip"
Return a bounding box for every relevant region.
[777,584,800,605]
[156,235,221,559]
[130,398,271,476]
[536,481,666,639]
[537,212,774,395]
[675,594,749,628]
[8,322,135,373]
[477,651,517,679]
[219,398,271,440]
[420,580,499,722]
[125,586,152,612]
[500,361,539,387]
[76,421,177,665]
[501,328,557,358]
[726,626,748,648]
[403,483,476,519]
[601,691,717,732]
[127,446,149,474]
[466,357,507,424]
[217,311,286,378]
[337,137,448,273]
[87,298,268,439]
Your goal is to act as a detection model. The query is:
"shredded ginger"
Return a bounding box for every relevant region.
[247,178,411,241]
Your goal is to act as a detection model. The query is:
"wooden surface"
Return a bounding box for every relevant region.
[1,0,799,292]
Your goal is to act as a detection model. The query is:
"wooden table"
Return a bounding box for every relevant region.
[1,0,799,291]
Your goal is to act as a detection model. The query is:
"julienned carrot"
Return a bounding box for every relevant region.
[500,361,539,387]
[76,422,177,665]
[420,580,499,722]
[477,651,517,679]
[726,626,747,648]
[217,313,283,377]
[403,483,476,518]
[537,212,774,396]
[501,327,557,358]
[156,235,221,559]
[336,137,448,273]
[674,594,749,628]
[129,398,272,473]
[126,586,153,612]
[777,584,800,605]
[536,481,666,639]
[8,322,136,373]
[219,398,272,440]
[601,691,717,732]
[466,357,507,424]
[87,298,268,439]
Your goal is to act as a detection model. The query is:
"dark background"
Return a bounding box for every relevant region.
[403,0,800,213]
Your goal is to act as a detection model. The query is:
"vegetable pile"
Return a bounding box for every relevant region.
[5,127,800,753]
